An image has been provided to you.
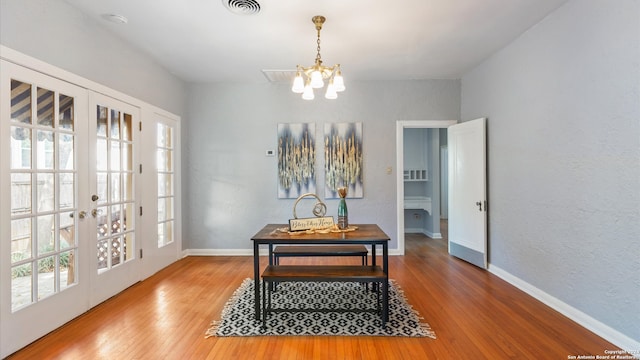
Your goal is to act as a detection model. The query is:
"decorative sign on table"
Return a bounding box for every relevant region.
[289,216,335,232]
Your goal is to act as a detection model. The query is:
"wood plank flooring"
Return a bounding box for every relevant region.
[8,225,618,359]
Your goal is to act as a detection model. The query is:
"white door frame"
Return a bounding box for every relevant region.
[396,120,457,255]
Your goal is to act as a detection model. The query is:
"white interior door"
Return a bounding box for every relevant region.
[448,118,487,268]
[0,61,90,357]
[88,92,141,306]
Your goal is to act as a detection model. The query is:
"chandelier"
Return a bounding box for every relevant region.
[291,16,345,100]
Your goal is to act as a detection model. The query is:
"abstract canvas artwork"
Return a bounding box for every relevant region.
[277,123,316,199]
[324,122,363,199]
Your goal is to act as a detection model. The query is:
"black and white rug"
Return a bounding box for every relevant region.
[206,278,436,338]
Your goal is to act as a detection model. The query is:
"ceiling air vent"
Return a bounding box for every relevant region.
[262,70,297,83]
[222,0,261,15]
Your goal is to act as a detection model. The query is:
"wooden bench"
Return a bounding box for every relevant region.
[271,245,369,291]
[272,245,369,265]
[261,265,388,328]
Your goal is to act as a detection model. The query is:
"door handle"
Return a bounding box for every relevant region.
[91,194,99,202]
[476,201,483,211]
[78,210,87,219]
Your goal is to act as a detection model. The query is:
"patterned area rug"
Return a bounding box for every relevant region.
[206,278,436,338]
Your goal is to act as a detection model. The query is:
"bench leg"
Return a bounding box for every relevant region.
[382,280,388,327]
[362,255,370,292]
[262,280,267,328]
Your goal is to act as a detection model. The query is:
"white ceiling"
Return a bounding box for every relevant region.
[62,0,568,83]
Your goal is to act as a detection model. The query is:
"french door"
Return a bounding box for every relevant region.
[87,92,141,306]
[0,61,91,356]
[0,61,142,357]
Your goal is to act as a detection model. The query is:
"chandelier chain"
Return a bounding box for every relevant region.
[316,29,322,65]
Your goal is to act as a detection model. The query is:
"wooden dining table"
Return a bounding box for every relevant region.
[250,224,391,323]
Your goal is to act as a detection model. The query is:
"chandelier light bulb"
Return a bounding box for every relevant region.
[325,80,338,99]
[302,81,315,100]
[333,70,345,92]
[310,70,324,88]
[291,71,304,93]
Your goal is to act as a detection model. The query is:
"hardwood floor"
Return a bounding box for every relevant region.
[8,225,617,359]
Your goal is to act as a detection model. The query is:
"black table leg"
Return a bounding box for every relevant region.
[383,242,389,325]
[253,241,260,320]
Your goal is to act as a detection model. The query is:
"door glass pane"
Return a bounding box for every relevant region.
[110,109,120,139]
[123,232,133,261]
[122,143,132,172]
[36,130,54,169]
[96,138,107,171]
[96,173,108,205]
[97,239,108,271]
[10,126,31,169]
[36,87,54,127]
[12,265,33,310]
[124,203,134,233]
[111,236,122,266]
[60,250,75,291]
[36,173,54,212]
[123,173,132,201]
[59,173,74,210]
[165,221,173,244]
[157,149,168,171]
[111,173,121,202]
[37,256,56,300]
[11,80,32,124]
[158,198,166,222]
[96,106,107,137]
[11,173,31,215]
[122,113,132,141]
[59,94,74,130]
[111,205,122,235]
[110,141,120,172]
[59,133,74,170]
[59,211,74,250]
[96,206,108,237]
[11,218,32,262]
[36,214,54,255]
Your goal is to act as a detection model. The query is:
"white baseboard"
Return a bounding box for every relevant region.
[406,228,442,239]
[488,264,640,352]
[424,231,442,239]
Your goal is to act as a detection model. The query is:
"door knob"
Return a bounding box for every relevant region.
[91,194,99,201]
[78,210,87,219]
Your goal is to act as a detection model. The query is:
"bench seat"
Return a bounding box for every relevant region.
[261,265,388,328]
[272,245,368,265]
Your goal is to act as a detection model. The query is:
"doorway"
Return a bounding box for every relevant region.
[395,120,456,255]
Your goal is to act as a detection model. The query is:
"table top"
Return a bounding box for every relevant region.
[251,224,390,243]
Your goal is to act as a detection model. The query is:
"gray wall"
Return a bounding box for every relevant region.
[0,0,186,116]
[461,0,639,342]
[184,80,461,250]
